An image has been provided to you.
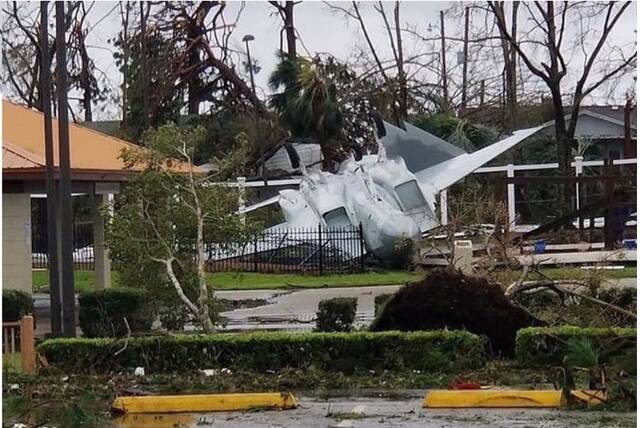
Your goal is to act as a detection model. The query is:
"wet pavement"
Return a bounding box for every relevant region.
[113,395,637,427]
[219,285,401,331]
[32,285,403,336]
[32,278,636,336]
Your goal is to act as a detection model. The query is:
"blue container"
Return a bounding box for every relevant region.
[623,239,637,250]
[534,240,546,254]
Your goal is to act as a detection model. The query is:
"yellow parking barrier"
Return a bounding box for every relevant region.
[423,389,607,408]
[112,392,298,414]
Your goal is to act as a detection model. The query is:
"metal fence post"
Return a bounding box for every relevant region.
[318,224,324,275]
[358,223,365,272]
[253,236,258,272]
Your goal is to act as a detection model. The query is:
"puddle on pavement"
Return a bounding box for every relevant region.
[113,413,196,428]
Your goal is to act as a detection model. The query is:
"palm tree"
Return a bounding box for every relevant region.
[268,55,343,170]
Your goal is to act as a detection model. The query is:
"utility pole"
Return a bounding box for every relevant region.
[439,10,448,107]
[41,1,62,337]
[461,7,469,110]
[120,2,131,128]
[140,1,149,129]
[56,1,76,337]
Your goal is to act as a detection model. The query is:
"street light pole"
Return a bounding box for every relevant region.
[243,34,256,96]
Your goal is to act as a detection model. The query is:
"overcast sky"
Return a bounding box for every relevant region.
[25,1,640,120]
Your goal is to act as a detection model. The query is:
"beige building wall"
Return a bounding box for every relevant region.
[3,193,32,294]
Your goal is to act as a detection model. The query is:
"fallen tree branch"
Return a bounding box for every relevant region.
[114,317,132,356]
[506,280,636,319]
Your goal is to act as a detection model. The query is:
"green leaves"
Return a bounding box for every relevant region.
[411,113,498,151]
[38,330,486,375]
[515,326,636,365]
[2,289,33,322]
[564,338,599,369]
[108,124,261,331]
[315,298,358,332]
[78,288,154,338]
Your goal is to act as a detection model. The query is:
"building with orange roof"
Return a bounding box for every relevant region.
[2,100,194,297]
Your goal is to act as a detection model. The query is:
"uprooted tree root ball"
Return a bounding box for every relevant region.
[370,269,544,355]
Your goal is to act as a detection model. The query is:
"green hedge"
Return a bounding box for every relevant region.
[516,326,637,365]
[374,293,393,317]
[315,297,357,332]
[38,330,486,374]
[3,290,33,322]
[78,288,154,338]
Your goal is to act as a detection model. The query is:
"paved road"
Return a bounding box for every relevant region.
[114,396,636,427]
[220,285,401,331]
[32,277,636,335]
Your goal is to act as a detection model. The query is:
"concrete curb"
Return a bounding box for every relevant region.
[423,390,607,408]
[112,392,298,414]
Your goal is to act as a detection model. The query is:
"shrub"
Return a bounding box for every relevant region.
[516,326,637,365]
[593,288,636,326]
[370,269,543,355]
[37,330,486,374]
[78,288,154,338]
[374,294,393,317]
[156,304,190,332]
[514,287,636,328]
[390,238,414,268]
[155,296,227,332]
[315,297,357,332]
[3,290,33,322]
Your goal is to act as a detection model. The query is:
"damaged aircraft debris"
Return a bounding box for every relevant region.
[242,120,544,260]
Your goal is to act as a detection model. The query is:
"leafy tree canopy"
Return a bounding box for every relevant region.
[108,123,260,331]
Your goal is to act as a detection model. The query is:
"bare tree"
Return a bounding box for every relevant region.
[623,93,636,158]
[268,1,298,59]
[488,1,637,173]
[325,1,416,122]
[491,1,520,131]
[2,1,112,120]
[118,1,132,126]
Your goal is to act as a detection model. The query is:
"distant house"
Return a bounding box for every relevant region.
[539,106,637,159]
[463,103,636,160]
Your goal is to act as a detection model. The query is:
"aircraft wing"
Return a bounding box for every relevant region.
[415,126,544,192]
[381,121,466,173]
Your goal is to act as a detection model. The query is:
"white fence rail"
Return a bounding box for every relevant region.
[438,156,637,228]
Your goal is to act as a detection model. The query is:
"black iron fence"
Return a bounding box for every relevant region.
[204,225,365,274]
[32,222,95,270]
[32,224,366,275]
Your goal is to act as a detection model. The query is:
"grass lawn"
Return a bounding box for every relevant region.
[493,266,637,284]
[32,270,117,294]
[32,265,635,293]
[32,269,421,292]
[206,271,423,290]
[2,353,21,373]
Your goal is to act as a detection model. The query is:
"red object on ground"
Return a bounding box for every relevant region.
[448,381,482,390]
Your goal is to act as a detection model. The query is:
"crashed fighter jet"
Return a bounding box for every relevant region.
[245,120,543,259]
